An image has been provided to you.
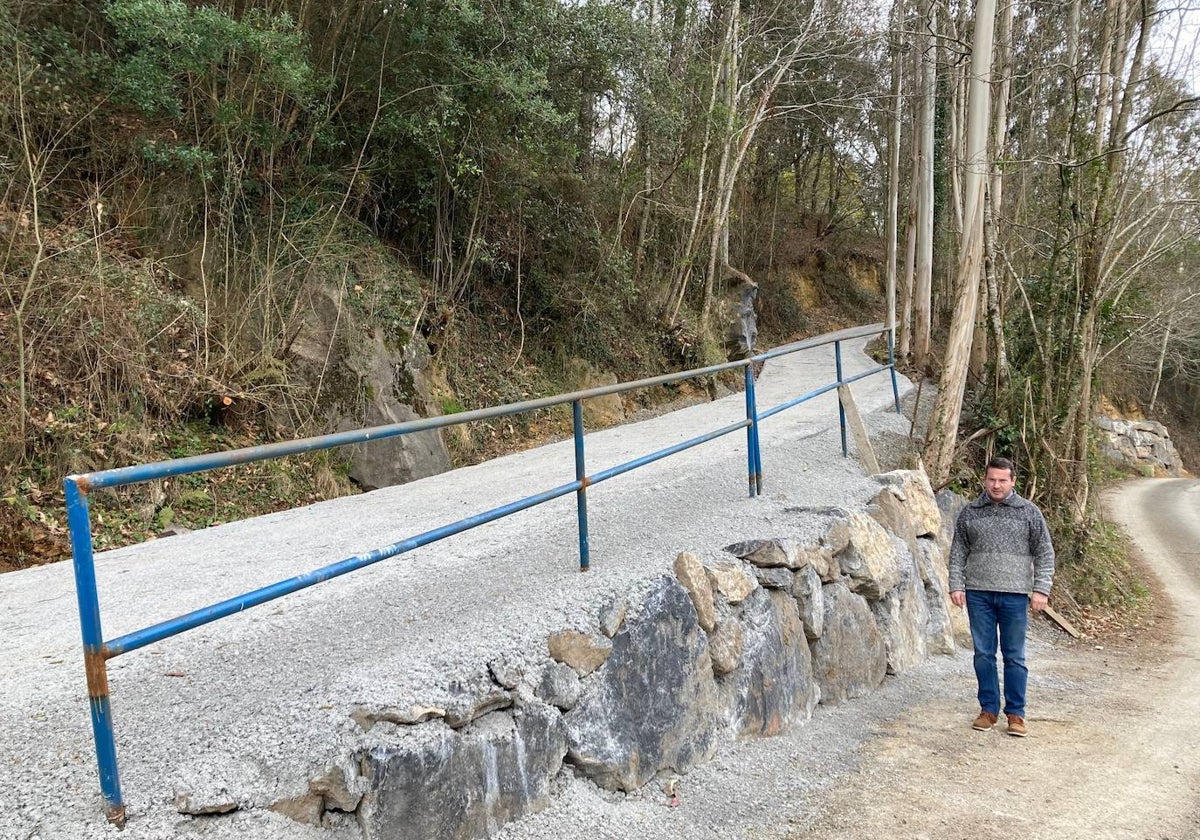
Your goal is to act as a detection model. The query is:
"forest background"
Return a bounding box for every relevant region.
[2,0,1198,618]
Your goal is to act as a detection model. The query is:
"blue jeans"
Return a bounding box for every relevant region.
[965,590,1029,717]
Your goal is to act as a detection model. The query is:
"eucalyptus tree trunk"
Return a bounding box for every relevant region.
[925,0,997,485]
[913,0,937,369]
[900,36,922,359]
[885,0,906,339]
[982,0,1015,391]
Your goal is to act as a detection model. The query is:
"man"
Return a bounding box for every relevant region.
[949,456,1055,738]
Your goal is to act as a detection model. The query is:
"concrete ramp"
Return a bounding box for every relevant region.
[0,338,913,840]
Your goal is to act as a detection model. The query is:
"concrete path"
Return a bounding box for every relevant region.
[0,337,911,840]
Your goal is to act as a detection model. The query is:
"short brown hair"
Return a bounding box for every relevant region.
[986,456,1016,478]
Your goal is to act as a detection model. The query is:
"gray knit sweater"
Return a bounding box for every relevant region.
[948,492,1055,596]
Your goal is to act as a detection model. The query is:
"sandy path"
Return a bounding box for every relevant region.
[784,478,1200,840]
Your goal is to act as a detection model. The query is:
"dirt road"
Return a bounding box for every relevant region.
[789,478,1200,840]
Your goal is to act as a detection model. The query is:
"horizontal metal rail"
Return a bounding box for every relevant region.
[65,321,900,825]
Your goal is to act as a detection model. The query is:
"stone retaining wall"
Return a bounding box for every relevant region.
[270,469,963,839]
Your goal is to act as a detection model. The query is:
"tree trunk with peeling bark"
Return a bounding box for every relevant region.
[925,0,996,486]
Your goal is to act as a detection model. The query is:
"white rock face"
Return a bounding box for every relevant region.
[1096,415,1184,476]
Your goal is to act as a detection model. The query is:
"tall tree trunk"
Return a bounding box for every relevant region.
[913,0,937,369]
[982,0,1015,391]
[926,0,997,485]
[885,0,906,339]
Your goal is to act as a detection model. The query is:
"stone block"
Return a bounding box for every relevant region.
[870,542,929,675]
[563,577,721,792]
[548,630,613,676]
[810,582,887,705]
[836,512,900,600]
[727,589,817,736]
[875,469,941,537]
[359,705,566,840]
[709,619,745,677]
[703,557,759,604]
[791,564,825,641]
[675,551,716,632]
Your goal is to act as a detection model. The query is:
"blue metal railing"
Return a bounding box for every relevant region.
[65,322,901,824]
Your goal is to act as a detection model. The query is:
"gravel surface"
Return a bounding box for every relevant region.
[0,337,915,840]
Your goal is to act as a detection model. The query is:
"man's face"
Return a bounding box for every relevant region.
[984,466,1015,501]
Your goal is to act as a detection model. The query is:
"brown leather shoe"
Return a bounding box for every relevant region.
[972,710,998,731]
[1006,714,1028,737]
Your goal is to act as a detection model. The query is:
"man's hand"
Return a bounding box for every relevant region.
[1031,592,1049,613]
[950,590,965,608]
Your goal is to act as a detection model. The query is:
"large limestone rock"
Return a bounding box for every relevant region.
[870,541,929,675]
[867,487,920,561]
[287,282,453,490]
[835,512,900,599]
[1096,415,1184,476]
[347,334,452,491]
[563,577,721,791]
[358,704,565,840]
[338,331,452,491]
[727,589,818,736]
[876,469,941,537]
[563,358,626,427]
[810,582,887,705]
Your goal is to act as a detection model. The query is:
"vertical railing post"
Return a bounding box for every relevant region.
[887,329,902,414]
[65,478,126,826]
[572,400,590,571]
[743,365,760,497]
[834,340,848,458]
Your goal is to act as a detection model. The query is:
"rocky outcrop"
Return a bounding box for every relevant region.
[563,358,626,427]
[319,467,963,840]
[289,283,452,490]
[1096,415,1184,477]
